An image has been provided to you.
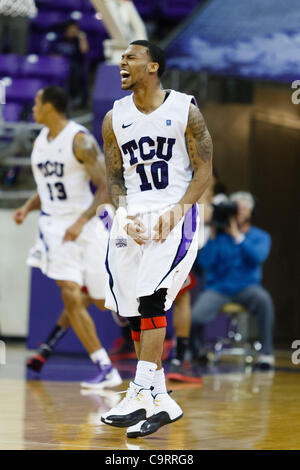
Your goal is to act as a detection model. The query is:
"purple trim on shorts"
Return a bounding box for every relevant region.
[99,209,113,231]
[38,228,50,272]
[105,236,119,314]
[173,203,197,266]
[155,204,197,291]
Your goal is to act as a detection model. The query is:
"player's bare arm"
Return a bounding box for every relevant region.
[154,103,213,241]
[182,103,213,201]
[63,132,109,242]
[102,110,126,209]
[102,110,148,245]
[13,192,41,224]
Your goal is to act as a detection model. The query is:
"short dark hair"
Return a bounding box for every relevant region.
[41,86,68,113]
[130,40,166,78]
[63,19,78,31]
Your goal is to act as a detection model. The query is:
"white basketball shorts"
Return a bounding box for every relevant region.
[105,204,199,317]
[27,205,114,299]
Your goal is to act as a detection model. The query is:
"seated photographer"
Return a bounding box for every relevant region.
[191,191,275,368]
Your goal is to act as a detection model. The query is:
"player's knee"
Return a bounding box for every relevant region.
[138,289,167,331]
[59,282,82,312]
[128,316,141,342]
[93,299,106,311]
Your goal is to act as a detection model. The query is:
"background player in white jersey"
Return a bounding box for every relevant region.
[13,86,122,389]
[100,41,213,437]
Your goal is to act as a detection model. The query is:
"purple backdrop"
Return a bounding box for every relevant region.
[27,268,121,352]
[27,267,176,353]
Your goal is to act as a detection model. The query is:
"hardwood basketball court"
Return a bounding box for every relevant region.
[1,344,300,450]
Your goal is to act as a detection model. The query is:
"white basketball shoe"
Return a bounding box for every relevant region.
[126,391,183,438]
[101,381,155,428]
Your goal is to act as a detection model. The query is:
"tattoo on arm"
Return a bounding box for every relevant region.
[185,103,213,167]
[73,132,101,168]
[73,131,108,220]
[102,110,126,208]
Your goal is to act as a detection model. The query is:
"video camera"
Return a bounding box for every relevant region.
[211,200,238,232]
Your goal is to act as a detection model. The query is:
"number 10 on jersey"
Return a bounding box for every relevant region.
[136,161,169,192]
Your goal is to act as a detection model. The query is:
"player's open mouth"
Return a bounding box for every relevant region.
[120,70,131,82]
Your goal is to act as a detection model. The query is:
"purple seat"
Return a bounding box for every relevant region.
[4,78,47,103]
[133,0,157,19]
[0,54,22,78]
[77,13,107,34]
[160,0,198,20]
[31,11,67,31]
[87,40,106,62]
[36,0,83,11]
[80,0,95,12]
[28,32,45,54]
[20,55,70,86]
[1,102,23,122]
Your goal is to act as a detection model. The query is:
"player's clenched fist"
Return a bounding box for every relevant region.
[125,216,148,246]
[13,206,28,224]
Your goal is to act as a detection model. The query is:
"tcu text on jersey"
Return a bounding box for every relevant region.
[37,161,64,178]
[122,136,176,164]
[122,136,176,192]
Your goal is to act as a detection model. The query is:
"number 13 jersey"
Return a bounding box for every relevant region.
[112,90,194,215]
[31,121,93,217]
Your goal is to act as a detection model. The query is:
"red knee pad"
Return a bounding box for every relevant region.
[141,316,167,330]
[131,330,141,342]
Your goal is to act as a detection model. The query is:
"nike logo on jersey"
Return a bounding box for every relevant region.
[122,123,133,128]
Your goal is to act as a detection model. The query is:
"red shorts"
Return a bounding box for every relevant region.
[177,272,197,298]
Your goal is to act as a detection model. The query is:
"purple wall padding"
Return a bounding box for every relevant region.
[204,314,230,342]
[27,267,175,353]
[27,268,121,353]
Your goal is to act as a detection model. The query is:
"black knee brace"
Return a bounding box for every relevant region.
[138,289,167,330]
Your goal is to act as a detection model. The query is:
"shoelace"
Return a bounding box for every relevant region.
[114,387,143,410]
[154,390,173,408]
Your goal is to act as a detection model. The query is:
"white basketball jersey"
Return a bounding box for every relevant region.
[31,121,93,217]
[112,90,193,215]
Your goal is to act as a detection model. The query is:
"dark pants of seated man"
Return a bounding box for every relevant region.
[190,285,274,356]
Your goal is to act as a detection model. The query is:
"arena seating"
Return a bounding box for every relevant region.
[0,54,70,122]
[0,54,23,77]
[29,9,107,61]
[159,0,199,20]
[20,55,70,87]
[30,11,67,31]
[35,0,84,11]
[133,0,157,19]
[4,78,47,104]
[0,0,198,123]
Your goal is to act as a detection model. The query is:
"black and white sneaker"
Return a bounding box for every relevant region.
[101,381,154,428]
[126,391,183,438]
[255,354,275,370]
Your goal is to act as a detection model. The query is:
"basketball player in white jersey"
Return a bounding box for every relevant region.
[13,86,122,389]
[100,41,213,437]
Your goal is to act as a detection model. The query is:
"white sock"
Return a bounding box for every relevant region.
[151,368,167,396]
[134,360,157,389]
[90,348,111,366]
